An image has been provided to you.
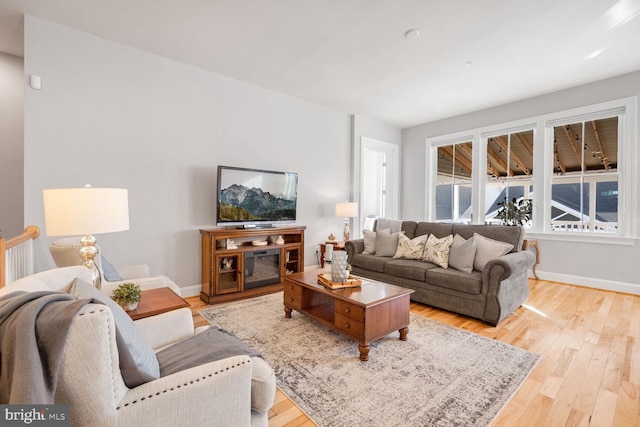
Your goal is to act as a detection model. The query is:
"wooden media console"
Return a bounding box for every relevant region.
[200,225,305,304]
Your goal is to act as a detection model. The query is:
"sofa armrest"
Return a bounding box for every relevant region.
[116,355,253,426]
[481,250,535,325]
[116,264,150,279]
[345,239,365,263]
[134,308,195,350]
[483,251,535,283]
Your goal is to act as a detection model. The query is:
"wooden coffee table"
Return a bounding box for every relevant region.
[126,287,190,320]
[283,269,414,361]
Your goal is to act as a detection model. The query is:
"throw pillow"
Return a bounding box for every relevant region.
[472,233,514,271]
[448,234,477,273]
[375,229,402,257]
[69,278,160,387]
[362,229,377,255]
[393,233,428,260]
[101,256,123,282]
[422,234,454,268]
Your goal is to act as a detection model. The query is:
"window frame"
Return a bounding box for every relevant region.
[425,96,637,243]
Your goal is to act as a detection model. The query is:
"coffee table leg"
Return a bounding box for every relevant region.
[358,344,370,362]
[284,306,292,318]
[399,327,409,341]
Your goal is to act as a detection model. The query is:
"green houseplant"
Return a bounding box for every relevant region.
[112,282,142,311]
[496,197,532,226]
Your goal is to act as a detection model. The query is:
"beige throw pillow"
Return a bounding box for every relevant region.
[375,229,402,257]
[362,229,377,254]
[448,234,477,273]
[472,233,514,271]
[393,233,428,260]
[422,234,454,268]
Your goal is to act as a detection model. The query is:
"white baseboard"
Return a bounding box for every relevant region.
[179,266,322,298]
[181,268,640,298]
[533,270,640,295]
[180,284,202,298]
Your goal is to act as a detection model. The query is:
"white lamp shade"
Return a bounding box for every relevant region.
[43,187,130,236]
[336,202,358,218]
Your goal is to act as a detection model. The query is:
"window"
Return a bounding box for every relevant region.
[435,141,473,223]
[426,97,635,239]
[484,130,534,228]
[549,117,619,233]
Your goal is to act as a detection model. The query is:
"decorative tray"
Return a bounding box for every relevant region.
[317,273,362,290]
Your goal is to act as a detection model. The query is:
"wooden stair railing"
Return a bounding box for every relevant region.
[0,225,40,288]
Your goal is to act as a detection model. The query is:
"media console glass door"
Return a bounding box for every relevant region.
[244,249,280,289]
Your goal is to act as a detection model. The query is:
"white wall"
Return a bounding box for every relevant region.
[0,52,24,237]
[351,115,402,238]
[402,70,640,294]
[23,16,355,291]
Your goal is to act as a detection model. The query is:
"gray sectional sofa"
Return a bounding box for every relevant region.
[345,221,535,326]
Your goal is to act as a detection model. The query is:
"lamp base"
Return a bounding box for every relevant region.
[79,234,102,289]
[343,218,350,242]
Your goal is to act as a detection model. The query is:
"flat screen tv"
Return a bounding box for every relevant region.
[216,165,298,227]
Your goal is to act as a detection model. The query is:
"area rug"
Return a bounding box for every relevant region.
[200,293,540,427]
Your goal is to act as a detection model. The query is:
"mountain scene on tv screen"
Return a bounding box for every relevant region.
[219,184,295,221]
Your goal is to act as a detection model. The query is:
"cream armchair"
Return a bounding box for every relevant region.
[49,237,181,296]
[0,266,276,427]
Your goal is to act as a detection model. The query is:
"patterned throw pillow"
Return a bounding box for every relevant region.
[422,234,454,268]
[393,234,428,260]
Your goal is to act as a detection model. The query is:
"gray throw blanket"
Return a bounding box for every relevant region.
[376,218,403,233]
[0,291,94,404]
[157,327,260,377]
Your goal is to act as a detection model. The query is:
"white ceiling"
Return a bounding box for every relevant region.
[1,0,640,128]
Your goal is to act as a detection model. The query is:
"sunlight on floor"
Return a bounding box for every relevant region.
[522,303,548,318]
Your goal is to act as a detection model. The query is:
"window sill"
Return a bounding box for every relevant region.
[523,232,637,246]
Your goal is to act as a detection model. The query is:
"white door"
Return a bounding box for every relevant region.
[360,137,399,230]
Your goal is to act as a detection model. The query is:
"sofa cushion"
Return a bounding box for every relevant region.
[472,233,514,271]
[384,259,436,282]
[415,222,453,239]
[400,221,418,239]
[351,254,388,273]
[375,229,402,257]
[393,233,428,260]
[448,234,477,273]
[69,278,160,387]
[426,268,483,295]
[422,234,453,268]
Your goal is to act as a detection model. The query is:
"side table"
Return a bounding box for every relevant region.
[319,242,345,267]
[522,239,540,279]
[126,287,190,320]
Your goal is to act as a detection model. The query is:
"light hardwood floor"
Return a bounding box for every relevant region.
[187,279,640,427]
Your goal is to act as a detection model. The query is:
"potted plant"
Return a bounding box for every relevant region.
[112,282,142,311]
[497,197,532,226]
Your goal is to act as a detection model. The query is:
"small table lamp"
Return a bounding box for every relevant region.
[43,185,130,289]
[336,202,358,242]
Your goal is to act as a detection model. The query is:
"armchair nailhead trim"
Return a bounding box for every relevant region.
[115,359,251,410]
[78,308,120,407]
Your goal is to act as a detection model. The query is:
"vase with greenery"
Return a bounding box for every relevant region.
[112,282,142,311]
[496,197,532,226]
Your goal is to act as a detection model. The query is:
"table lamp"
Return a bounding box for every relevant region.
[43,185,130,289]
[336,202,358,242]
